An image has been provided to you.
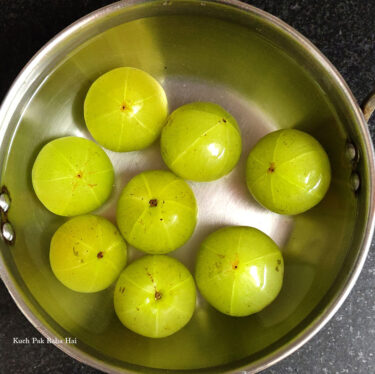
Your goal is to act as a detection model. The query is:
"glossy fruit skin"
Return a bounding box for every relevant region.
[50,215,127,293]
[246,129,331,215]
[84,67,168,152]
[160,102,242,182]
[195,226,283,317]
[116,170,197,254]
[32,136,114,216]
[114,255,196,338]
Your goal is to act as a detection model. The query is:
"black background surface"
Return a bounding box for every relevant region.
[0,1,374,373]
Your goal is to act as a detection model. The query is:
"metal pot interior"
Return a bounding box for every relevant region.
[0,0,372,372]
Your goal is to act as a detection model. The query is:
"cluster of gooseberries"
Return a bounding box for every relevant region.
[32,67,331,338]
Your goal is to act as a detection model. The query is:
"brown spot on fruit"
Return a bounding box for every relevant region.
[275,266,279,272]
[149,199,158,207]
[97,251,104,259]
[155,291,162,301]
[277,259,281,265]
[232,258,239,270]
[146,269,155,284]
[268,162,276,173]
[76,172,83,178]
[222,118,227,123]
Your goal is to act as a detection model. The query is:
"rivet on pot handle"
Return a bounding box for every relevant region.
[0,186,15,246]
[363,92,375,122]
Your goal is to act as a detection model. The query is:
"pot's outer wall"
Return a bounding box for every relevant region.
[0,1,374,374]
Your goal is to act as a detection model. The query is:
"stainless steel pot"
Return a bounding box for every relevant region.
[0,0,374,373]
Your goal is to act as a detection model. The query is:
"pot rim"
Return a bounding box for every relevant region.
[0,0,374,373]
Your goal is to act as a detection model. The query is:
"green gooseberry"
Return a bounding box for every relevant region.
[195,226,283,317]
[160,102,242,182]
[32,136,114,216]
[114,255,196,338]
[84,67,168,152]
[246,129,331,215]
[50,214,127,293]
[116,170,197,254]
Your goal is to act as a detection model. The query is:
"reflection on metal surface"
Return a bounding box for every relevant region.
[345,141,357,162]
[2,222,15,244]
[0,192,10,213]
[351,172,361,192]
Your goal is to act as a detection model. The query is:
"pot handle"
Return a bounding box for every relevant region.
[363,92,375,122]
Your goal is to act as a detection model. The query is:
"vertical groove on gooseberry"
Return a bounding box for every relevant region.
[169,119,224,167]
[229,273,238,315]
[106,257,122,275]
[89,266,100,292]
[276,150,317,167]
[221,121,231,176]
[270,177,276,207]
[236,229,243,255]
[272,131,283,162]
[50,143,76,173]
[161,222,173,250]
[155,304,160,337]
[87,186,100,205]
[127,207,148,241]
[158,178,181,195]
[96,217,107,253]
[117,109,126,152]
[122,68,130,103]
[141,173,152,197]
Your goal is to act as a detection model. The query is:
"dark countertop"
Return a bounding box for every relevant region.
[0,0,374,373]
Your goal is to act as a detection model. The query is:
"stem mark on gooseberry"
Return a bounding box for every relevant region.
[149,199,158,207]
[268,162,276,173]
[155,291,162,301]
[97,251,104,259]
[222,118,227,123]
